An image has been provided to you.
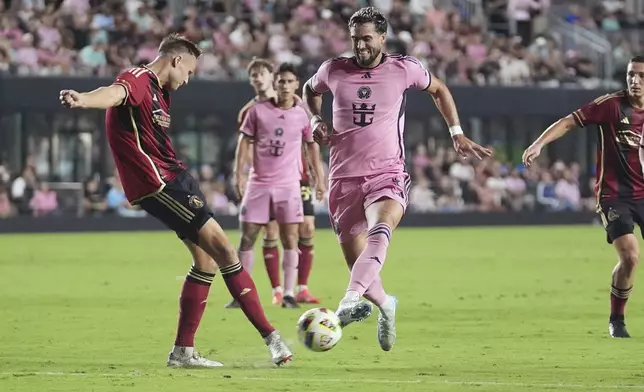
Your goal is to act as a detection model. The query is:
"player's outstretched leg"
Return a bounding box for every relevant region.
[225,222,262,309]
[337,199,403,351]
[199,219,292,365]
[279,222,301,308]
[167,242,223,368]
[609,234,639,338]
[296,216,320,304]
[263,221,283,305]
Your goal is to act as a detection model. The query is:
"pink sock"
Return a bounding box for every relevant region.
[347,223,391,296]
[239,250,255,275]
[282,249,298,297]
[364,275,387,306]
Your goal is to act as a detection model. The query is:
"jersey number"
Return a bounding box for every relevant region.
[301,185,312,201]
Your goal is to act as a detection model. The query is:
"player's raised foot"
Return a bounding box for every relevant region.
[264,331,293,366]
[336,295,373,328]
[377,295,398,351]
[272,291,283,306]
[224,298,240,309]
[295,288,321,304]
[167,347,223,368]
[609,316,631,338]
[281,295,300,308]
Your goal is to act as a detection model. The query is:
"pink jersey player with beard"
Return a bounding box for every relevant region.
[309,54,430,241]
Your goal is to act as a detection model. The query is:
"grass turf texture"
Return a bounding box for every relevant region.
[1,226,643,391]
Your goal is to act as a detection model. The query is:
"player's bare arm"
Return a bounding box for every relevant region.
[522,115,577,167]
[302,81,330,146]
[425,75,492,159]
[234,133,252,199]
[59,84,127,109]
[305,141,326,201]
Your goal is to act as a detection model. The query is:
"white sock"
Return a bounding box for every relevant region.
[284,289,295,297]
[296,285,308,294]
[172,345,194,357]
[379,295,395,314]
[272,286,283,295]
[342,290,360,304]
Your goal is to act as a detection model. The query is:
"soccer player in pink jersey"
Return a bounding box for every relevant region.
[302,7,491,351]
[234,63,326,309]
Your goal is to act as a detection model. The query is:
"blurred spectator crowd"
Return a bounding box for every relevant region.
[0,0,634,87]
[407,138,595,213]
[0,140,595,219]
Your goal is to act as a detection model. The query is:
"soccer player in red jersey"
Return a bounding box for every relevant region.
[523,56,644,338]
[227,59,323,308]
[59,34,292,366]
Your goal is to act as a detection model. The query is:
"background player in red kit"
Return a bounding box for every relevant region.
[230,59,322,308]
[523,56,644,339]
[58,34,292,367]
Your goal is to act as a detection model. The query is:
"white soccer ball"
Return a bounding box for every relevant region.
[296,307,343,352]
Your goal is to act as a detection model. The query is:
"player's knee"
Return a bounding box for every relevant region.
[619,250,640,271]
[265,223,279,241]
[299,221,315,239]
[240,231,259,251]
[281,231,299,250]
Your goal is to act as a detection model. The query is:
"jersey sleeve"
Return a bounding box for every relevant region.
[239,105,257,138]
[571,95,617,127]
[404,56,431,91]
[309,59,332,94]
[113,68,149,107]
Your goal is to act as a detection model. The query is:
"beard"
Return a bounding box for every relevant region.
[355,49,380,66]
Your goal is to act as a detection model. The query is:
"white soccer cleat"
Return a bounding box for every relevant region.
[167,347,224,368]
[264,331,293,366]
[336,297,373,328]
[377,295,398,351]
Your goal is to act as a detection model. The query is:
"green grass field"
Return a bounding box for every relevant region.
[1,226,644,391]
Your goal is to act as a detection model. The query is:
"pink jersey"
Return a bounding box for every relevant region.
[240,99,313,186]
[309,54,431,180]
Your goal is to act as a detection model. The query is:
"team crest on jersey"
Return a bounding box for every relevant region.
[357,86,372,100]
[152,109,171,128]
[188,195,204,209]
[607,209,620,222]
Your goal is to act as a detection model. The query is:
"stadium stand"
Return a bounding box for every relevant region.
[0,0,609,217]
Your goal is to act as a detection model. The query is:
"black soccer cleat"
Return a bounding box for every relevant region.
[609,317,631,338]
[281,295,300,309]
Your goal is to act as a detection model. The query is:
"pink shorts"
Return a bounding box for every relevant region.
[328,172,410,243]
[240,181,303,224]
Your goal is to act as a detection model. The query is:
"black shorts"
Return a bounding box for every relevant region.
[269,180,314,222]
[598,199,644,244]
[138,171,213,244]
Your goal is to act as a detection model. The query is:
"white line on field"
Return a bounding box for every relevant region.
[2,372,644,389]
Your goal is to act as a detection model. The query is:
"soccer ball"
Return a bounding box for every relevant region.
[296,308,343,352]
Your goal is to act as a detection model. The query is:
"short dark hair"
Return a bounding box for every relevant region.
[276,62,297,77]
[630,56,644,64]
[158,33,202,58]
[348,7,388,35]
[247,57,274,75]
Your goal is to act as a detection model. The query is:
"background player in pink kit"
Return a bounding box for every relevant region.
[232,59,324,308]
[302,7,492,351]
[234,63,326,309]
